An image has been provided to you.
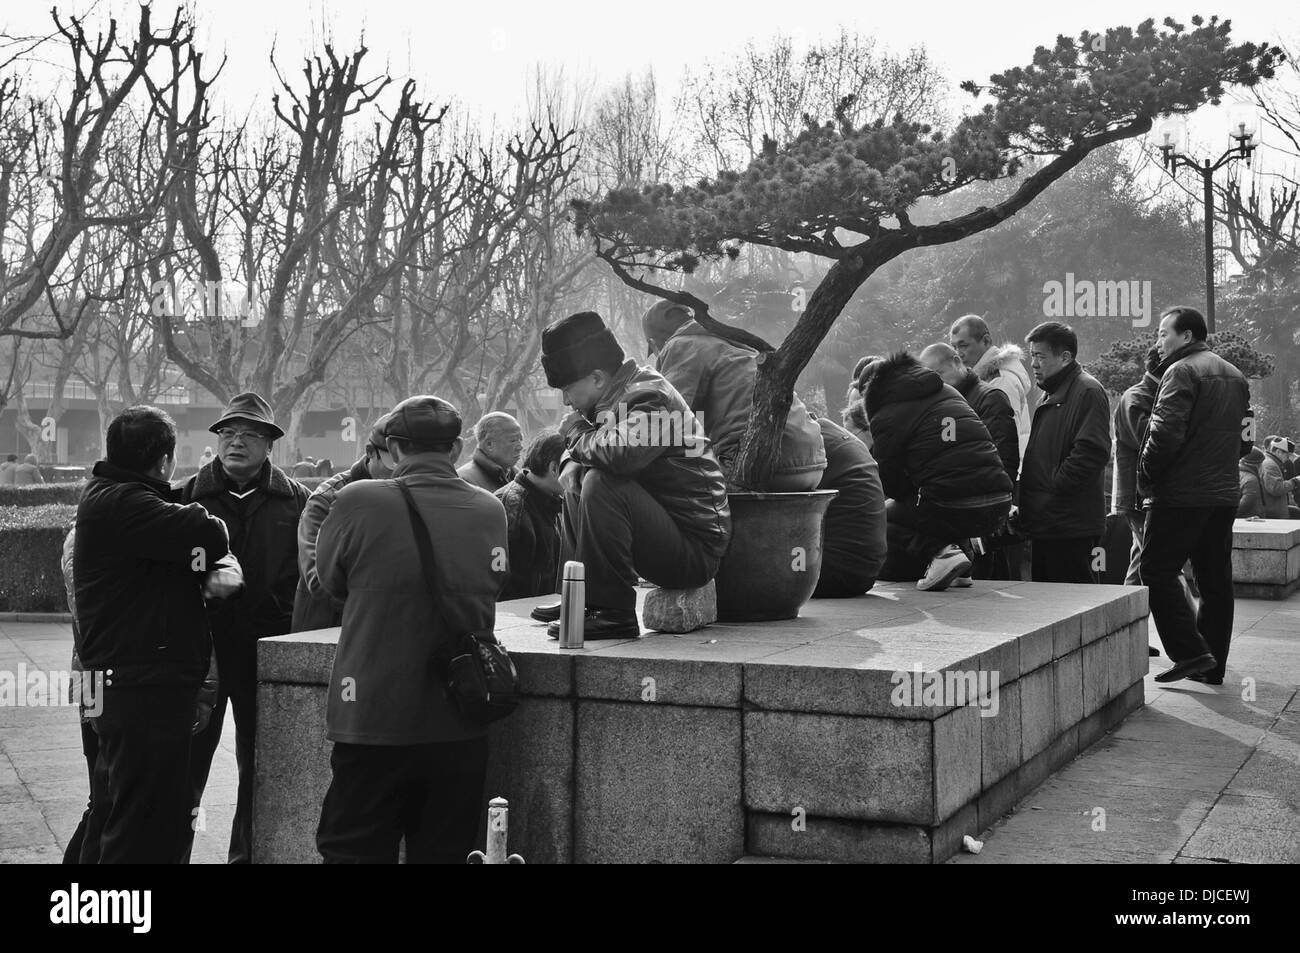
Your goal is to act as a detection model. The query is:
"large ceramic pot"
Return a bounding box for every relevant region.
[713,490,838,622]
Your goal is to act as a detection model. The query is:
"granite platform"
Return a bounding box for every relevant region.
[252,579,1149,863]
[1232,519,1300,600]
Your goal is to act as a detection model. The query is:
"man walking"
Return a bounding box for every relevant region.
[291,413,393,632]
[1018,322,1110,583]
[457,412,523,492]
[315,396,508,863]
[1139,306,1251,685]
[530,310,730,639]
[180,392,310,863]
[73,406,233,863]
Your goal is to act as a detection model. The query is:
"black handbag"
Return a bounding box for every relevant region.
[397,480,520,725]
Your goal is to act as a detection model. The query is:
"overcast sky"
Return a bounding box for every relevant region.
[4,0,1299,155]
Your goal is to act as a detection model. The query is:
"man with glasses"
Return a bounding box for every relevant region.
[292,412,394,632]
[179,392,310,862]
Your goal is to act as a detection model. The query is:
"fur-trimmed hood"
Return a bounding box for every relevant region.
[973,343,1031,387]
[184,458,301,500]
[864,351,942,417]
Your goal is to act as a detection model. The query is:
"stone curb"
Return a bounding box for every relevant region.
[0,612,74,623]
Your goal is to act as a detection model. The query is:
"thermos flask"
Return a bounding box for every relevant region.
[559,560,585,649]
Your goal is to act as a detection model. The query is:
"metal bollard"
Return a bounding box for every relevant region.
[467,797,525,864]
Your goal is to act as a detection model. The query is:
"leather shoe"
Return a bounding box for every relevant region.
[547,608,640,641]
[1187,671,1224,686]
[1154,653,1216,683]
[530,602,561,623]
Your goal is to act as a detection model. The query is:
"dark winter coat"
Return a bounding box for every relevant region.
[654,319,826,482]
[1138,341,1252,508]
[73,461,230,688]
[863,352,1013,505]
[1112,372,1161,512]
[317,453,508,745]
[561,359,731,561]
[495,471,563,600]
[954,368,1019,482]
[178,459,310,644]
[815,417,887,592]
[1019,362,1111,539]
[291,457,370,632]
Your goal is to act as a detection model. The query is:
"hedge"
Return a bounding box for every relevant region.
[0,504,76,612]
[0,483,85,507]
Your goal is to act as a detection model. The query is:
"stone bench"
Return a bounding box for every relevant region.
[252,580,1148,864]
[1232,519,1300,600]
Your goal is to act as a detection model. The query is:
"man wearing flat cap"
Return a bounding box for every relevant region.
[179,391,310,863]
[314,396,508,863]
[533,310,730,640]
[291,411,396,633]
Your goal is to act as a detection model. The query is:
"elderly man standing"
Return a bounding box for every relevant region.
[950,315,1034,461]
[458,412,523,492]
[180,392,310,863]
[291,413,393,632]
[1139,307,1251,685]
[315,397,508,863]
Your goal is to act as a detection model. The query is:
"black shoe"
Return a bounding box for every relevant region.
[1149,646,1161,657]
[547,608,640,641]
[1187,671,1224,686]
[530,602,561,623]
[1154,653,1216,684]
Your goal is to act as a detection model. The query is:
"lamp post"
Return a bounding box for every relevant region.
[1157,106,1259,334]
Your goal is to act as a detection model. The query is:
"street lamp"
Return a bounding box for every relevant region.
[1157,107,1259,333]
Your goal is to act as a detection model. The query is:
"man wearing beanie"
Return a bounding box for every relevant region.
[533,310,730,640]
[314,396,507,862]
[291,411,396,632]
[643,300,826,490]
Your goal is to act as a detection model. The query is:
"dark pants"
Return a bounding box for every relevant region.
[1030,535,1099,583]
[185,631,257,864]
[64,719,99,864]
[316,737,489,864]
[86,685,196,864]
[812,564,877,598]
[561,469,719,610]
[879,497,1010,582]
[1140,506,1235,674]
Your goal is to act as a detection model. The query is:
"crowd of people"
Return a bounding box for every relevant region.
[62,301,1274,864]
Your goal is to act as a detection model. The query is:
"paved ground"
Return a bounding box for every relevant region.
[2,593,1297,864]
[951,592,1300,864]
[0,622,237,864]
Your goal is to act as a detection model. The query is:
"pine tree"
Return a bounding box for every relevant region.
[575,17,1281,488]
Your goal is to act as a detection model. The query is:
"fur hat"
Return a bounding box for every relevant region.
[541,311,626,389]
